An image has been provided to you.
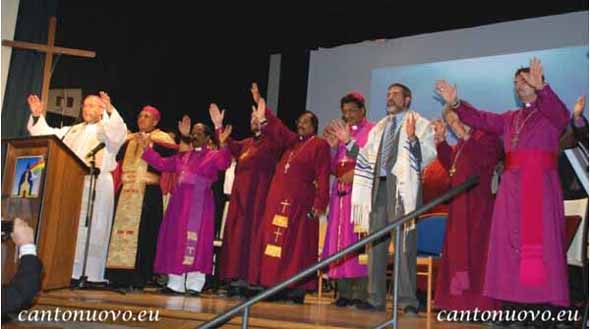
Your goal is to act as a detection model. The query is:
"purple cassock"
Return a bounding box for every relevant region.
[434,129,502,311]
[455,85,570,307]
[322,118,375,279]
[142,146,231,276]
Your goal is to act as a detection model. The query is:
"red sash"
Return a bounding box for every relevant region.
[505,150,557,287]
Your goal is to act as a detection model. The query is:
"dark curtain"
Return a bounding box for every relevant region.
[276,49,310,130]
[1,0,58,138]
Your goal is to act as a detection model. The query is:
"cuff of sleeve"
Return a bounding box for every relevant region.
[19,244,37,257]
[573,116,586,128]
[180,135,193,143]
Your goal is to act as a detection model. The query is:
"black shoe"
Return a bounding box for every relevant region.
[159,287,184,296]
[186,289,201,297]
[128,285,144,293]
[287,295,305,304]
[246,286,263,298]
[228,286,247,298]
[334,297,351,307]
[286,289,305,304]
[349,299,363,307]
[403,305,419,317]
[355,302,385,312]
[86,281,108,288]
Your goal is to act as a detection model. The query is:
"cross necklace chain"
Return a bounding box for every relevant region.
[284,136,315,174]
[511,107,537,148]
[448,140,467,177]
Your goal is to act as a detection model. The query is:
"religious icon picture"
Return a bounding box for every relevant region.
[11,156,45,198]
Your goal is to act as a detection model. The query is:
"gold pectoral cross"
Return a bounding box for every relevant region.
[511,136,519,148]
[449,167,456,177]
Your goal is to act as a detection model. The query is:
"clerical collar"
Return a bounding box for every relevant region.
[524,102,532,108]
[298,134,314,141]
[350,118,368,132]
[194,147,203,152]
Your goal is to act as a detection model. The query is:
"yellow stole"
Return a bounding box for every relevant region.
[106,129,174,269]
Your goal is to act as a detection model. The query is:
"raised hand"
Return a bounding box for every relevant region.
[252,97,266,122]
[406,112,416,141]
[520,57,544,91]
[178,115,191,137]
[435,80,458,105]
[322,127,338,148]
[328,120,351,144]
[573,96,586,119]
[219,125,233,145]
[27,94,44,117]
[251,82,261,104]
[98,91,113,114]
[209,103,225,129]
[432,119,446,144]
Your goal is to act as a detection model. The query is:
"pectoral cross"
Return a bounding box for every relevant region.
[186,246,195,256]
[280,200,291,214]
[511,135,519,149]
[273,228,283,243]
[449,167,456,177]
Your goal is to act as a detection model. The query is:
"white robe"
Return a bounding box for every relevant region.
[27,109,127,282]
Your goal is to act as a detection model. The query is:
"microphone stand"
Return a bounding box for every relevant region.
[71,153,125,295]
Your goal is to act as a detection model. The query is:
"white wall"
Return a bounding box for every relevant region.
[306,11,589,130]
[1,0,21,112]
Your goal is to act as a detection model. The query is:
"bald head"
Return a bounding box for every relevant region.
[82,95,105,123]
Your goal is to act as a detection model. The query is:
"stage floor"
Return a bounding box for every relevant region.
[4,288,487,329]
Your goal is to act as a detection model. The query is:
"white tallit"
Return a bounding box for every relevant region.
[351,110,436,232]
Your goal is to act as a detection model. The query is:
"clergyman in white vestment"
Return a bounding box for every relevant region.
[26,92,127,282]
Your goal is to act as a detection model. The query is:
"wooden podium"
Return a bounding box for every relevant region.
[2,135,88,290]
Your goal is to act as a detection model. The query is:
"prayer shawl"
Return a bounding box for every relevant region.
[351,110,436,232]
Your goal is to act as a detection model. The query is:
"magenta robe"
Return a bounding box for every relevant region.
[322,118,374,279]
[219,134,282,282]
[455,85,570,306]
[434,130,502,311]
[251,114,331,290]
[143,146,231,275]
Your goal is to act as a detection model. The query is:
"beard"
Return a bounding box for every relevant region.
[387,104,404,114]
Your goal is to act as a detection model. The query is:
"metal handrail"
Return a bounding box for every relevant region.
[198,175,479,329]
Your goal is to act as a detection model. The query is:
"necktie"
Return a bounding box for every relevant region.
[381,115,397,174]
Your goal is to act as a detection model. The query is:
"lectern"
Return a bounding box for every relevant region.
[2,135,88,290]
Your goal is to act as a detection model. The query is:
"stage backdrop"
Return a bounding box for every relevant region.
[306,11,588,131]
[369,45,589,142]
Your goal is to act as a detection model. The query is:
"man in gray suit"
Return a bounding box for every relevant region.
[327,83,424,314]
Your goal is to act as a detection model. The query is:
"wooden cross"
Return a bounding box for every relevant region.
[2,16,96,113]
[273,228,283,243]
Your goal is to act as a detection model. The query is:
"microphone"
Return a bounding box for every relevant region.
[86,143,105,158]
